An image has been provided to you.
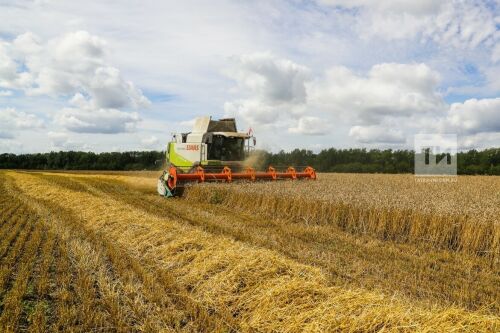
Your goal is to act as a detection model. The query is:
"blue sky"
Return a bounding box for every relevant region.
[0,0,499,153]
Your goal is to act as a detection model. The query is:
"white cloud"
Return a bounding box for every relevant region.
[319,0,443,41]
[349,125,406,144]
[224,53,310,126]
[47,131,68,145]
[0,107,44,130]
[458,132,500,150]
[0,42,16,82]
[228,52,309,104]
[13,31,42,56]
[0,1,498,151]
[47,131,91,151]
[427,1,498,49]
[347,96,500,145]
[0,41,32,90]
[54,93,141,134]
[224,99,280,125]
[288,116,329,135]
[0,90,13,96]
[141,136,159,145]
[90,67,150,109]
[492,44,500,63]
[309,63,445,125]
[140,135,160,150]
[23,31,147,107]
[57,106,140,134]
[319,0,441,15]
[320,0,499,54]
[226,57,498,147]
[447,98,500,135]
[1,31,149,135]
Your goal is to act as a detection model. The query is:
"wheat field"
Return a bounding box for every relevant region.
[0,170,498,332]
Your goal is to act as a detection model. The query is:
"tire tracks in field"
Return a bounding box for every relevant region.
[0,178,45,332]
[3,172,238,333]
[7,171,500,332]
[38,173,500,314]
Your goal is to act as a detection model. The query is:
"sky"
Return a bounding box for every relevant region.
[0,0,499,153]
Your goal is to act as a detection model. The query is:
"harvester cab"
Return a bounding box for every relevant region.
[157,116,316,197]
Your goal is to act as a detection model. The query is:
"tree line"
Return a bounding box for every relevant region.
[262,148,500,175]
[0,151,164,171]
[0,148,499,175]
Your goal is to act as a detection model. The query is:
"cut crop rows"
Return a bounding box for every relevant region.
[47,172,499,313]
[1,171,497,332]
[0,172,232,332]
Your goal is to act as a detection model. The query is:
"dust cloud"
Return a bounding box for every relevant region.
[243,150,268,171]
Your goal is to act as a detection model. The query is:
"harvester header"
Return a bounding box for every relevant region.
[158,116,316,197]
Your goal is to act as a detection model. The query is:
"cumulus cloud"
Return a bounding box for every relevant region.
[309,63,445,125]
[26,30,107,97]
[224,53,310,126]
[350,96,500,146]
[226,53,499,146]
[228,52,309,104]
[224,100,281,125]
[1,3,498,151]
[345,96,500,145]
[141,135,160,149]
[288,116,329,135]
[27,31,148,107]
[307,61,500,145]
[12,31,42,56]
[55,93,140,133]
[320,0,498,55]
[349,125,406,144]
[225,56,493,145]
[0,42,16,79]
[0,31,149,134]
[90,67,150,109]
[0,107,44,130]
[447,98,500,135]
[458,132,500,150]
[319,0,440,15]
[57,106,140,134]
[48,131,91,151]
[0,41,32,90]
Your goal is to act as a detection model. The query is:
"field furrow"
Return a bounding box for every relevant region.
[54,173,499,313]
[0,210,44,332]
[0,211,37,292]
[0,199,32,261]
[26,228,55,333]
[2,171,497,332]
[1,172,234,332]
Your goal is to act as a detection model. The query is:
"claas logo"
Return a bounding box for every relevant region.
[186,144,199,151]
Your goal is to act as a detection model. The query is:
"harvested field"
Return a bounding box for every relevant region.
[0,170,498,332]
[186,174,500,260]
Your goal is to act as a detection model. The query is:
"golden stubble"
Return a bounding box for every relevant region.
[0,170,497,332]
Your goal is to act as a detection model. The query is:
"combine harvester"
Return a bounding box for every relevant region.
[158,116,316,197]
